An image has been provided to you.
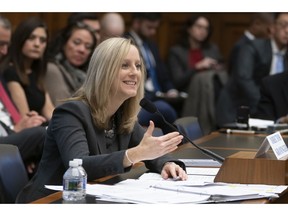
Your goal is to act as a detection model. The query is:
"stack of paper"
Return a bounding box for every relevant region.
[249,118,274,130]
[45,167,287,204]
[179,159,221,167]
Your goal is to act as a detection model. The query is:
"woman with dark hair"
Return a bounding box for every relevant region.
[2,16,54,123]
[44,22,97,106]
[167,14,224,92]
[167,14,227,135]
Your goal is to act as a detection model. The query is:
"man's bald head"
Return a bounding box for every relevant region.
[100,13,125,42]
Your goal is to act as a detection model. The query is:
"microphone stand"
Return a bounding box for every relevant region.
[155,110,225,164]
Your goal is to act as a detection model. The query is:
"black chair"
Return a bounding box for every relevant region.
[174,116,203,142]
[152,127,164,137]
[0,144,29,203]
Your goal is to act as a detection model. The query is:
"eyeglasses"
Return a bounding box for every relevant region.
[0,41,10,47]
[276,21,288,29]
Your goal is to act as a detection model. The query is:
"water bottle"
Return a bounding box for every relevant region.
[62,160,85,201]
[73,158,87,199]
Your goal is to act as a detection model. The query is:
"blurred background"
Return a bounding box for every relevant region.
[2,12,255,63]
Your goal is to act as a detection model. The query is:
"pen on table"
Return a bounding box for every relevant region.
[172,176,181,181]
[224,129,256,135]
[277,128,288,134]
[152,185,211,196]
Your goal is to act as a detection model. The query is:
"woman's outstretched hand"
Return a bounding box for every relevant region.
[137,121,183,160]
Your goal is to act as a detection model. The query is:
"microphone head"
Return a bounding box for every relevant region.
[140,98,158,114]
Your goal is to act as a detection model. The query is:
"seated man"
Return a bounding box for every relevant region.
[256,71,288,123]
[0,78,47,177]
[99,12,125,42]
[216,13,288,128]
[125,13,179,129]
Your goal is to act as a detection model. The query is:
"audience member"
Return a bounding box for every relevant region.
[168,14,225,92]
[67,12,101,45]
[228,13,274,75]
[125,13,179,130]
[0,16,10,63]
[256,71,288,123]
[171,14,227,134]
[216,13,288,127]
[16,37,187,203]
[2,16,54,123]
[45,22,97,106]
[0,15,46,177]
[100,12,125,42]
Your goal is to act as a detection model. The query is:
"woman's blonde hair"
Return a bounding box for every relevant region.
[73,37,145,133]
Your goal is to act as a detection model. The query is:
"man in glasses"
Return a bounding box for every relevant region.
[216,13,288,128]
[0,15,10,62]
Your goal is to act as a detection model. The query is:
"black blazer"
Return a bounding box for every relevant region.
[227,34,251,74]
[216,38,288,126]
[232,39,273,108]
[256,71,288,121]
[167,43,223,92]
[17,100,184,203]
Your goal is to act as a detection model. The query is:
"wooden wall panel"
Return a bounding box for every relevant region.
[1,12,254,63]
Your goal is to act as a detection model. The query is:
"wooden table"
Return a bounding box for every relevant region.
[31,132,288,204]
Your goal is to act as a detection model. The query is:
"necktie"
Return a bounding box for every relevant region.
[0,81,21,124]
[275,53,284,74]
[142,43,161,92]
[0,123,8,137]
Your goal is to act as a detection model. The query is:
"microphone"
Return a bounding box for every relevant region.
[140,98,225,164]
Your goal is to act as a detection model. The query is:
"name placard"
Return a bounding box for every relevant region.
[255,131,288,160]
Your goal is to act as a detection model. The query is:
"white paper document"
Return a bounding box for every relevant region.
[45,170,287,204]
[249,118,274,129]
[186,167,220,176]
[90,183,210,204]
[179,159,221,167]
[138,172,215,186]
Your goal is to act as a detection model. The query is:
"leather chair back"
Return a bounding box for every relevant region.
[0,144,29,203]
[174,116,203,142]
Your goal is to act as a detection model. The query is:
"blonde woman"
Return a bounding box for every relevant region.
[17,37,187,203]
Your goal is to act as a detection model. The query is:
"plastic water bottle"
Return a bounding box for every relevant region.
[73,158,87,199]
[62,160,85,201]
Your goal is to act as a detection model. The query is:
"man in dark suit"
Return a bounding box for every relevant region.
[256,71,288,123]
[227,13,274,75]
[125,13,180,129]
[125,13,179,100]
[216,13,288,127]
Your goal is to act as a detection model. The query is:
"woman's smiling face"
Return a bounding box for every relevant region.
[111,45,142,101]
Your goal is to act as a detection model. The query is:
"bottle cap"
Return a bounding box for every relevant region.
[69,160,78,167]
[73,158,83,165]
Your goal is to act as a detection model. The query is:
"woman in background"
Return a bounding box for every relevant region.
[2,16,54,123]
[44,22,97,106]
[168,15,227,134]
[167,14,224,92]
